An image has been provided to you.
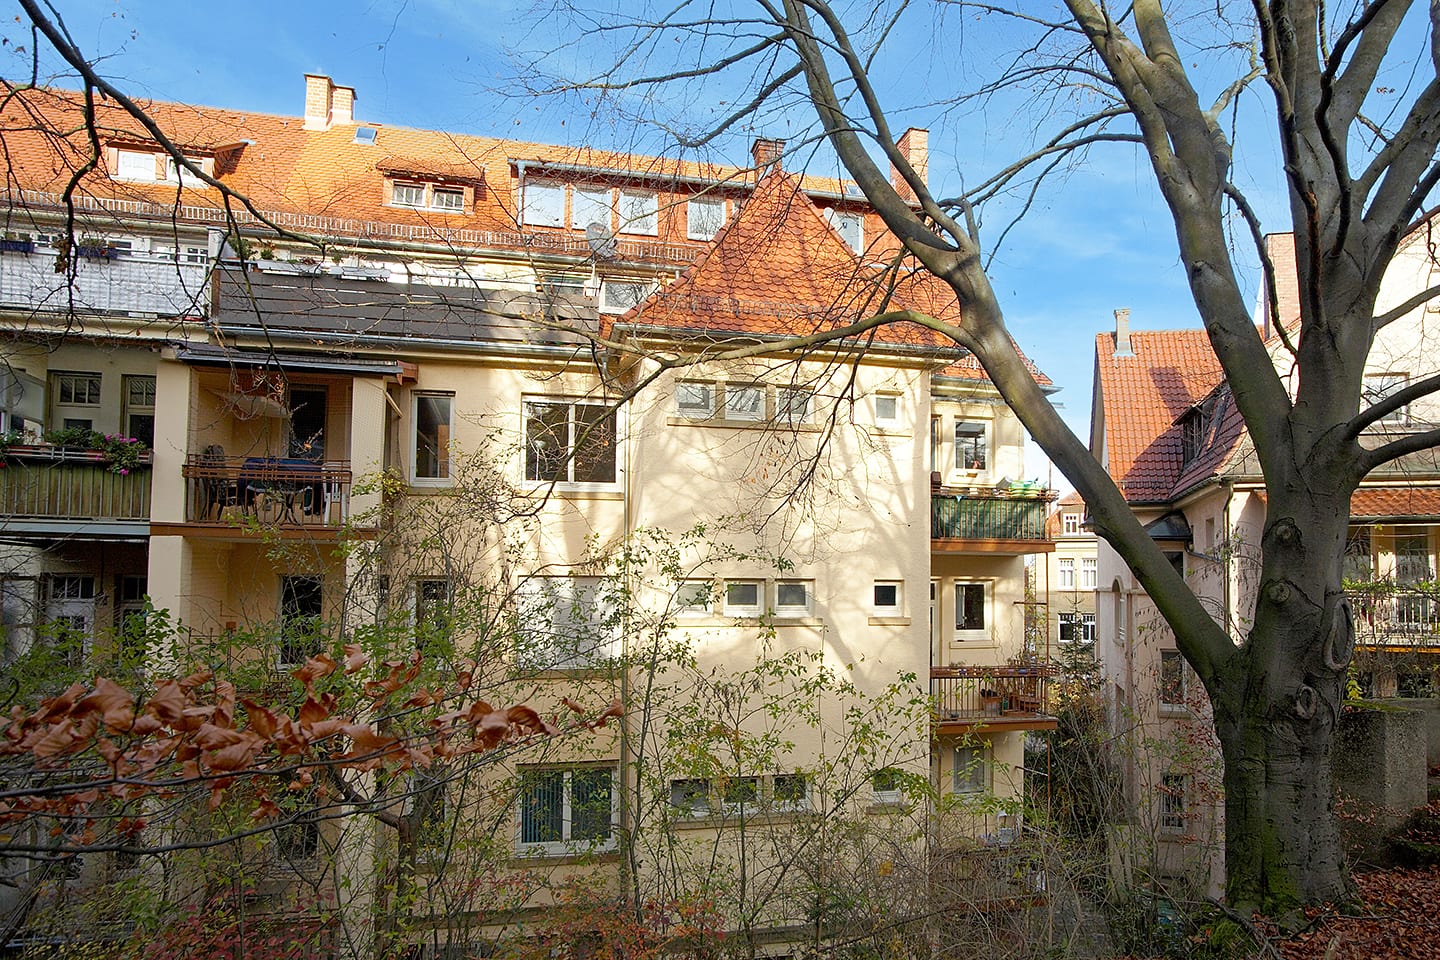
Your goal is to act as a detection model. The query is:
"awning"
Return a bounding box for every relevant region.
[172,343,405,378]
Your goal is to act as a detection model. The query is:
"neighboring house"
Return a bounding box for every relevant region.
[0,77,1059,953]
[1090,233,1440,890]
[1041,491,1097,653]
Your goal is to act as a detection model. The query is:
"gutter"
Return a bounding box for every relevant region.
[210,324,596,361]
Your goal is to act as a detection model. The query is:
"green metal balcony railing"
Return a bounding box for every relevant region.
[931,491,1055,542]
[0,447,152,521]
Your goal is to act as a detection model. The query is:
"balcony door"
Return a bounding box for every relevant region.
[288,387,327,460]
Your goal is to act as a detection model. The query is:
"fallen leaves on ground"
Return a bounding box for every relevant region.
[1278,866,1440,959]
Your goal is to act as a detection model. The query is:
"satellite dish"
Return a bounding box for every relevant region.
[586,222,618,260]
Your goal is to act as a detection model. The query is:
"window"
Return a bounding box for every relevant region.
[1343,527,1374,582]
[279,575,323,665]
[827,209,863,253]
[163,156,206,187]
[772,774,808,812]
[724,384,764,421]
[524,400,617,484]
[392,182,427,208]
[1058,558,1076,589]
[55,372,101,406]
[276,789,321,861]
[599,279,649,314]
[410,772,449,864]
[955,422,987,470]
[1396,532,1432,583]
[45,575,95,664]
[1181,395,1217,464]
[415,579,453,642]
[1080,557,1098,589]
[617,190,658,235]
[720,776,760,814]
[114,149,159,182]
[875,394,899,425]
[724,580,762,617]
[1058,612,1095,644]
[571,187,611,229]
[431,187,465,212]
[873,581,901,613]
[774,580,812,617]
[116,575,148,655]
[123,375,155,447]
[929,416,941,471]
[953,745,986,794]
[673,580,713,618]
[516,576,618,671]
[353,126,378,146]
[1063,513,1081,535]
[676,382,715,419]
[776,388,810,425]
[522,180,566,227]
[1363,372,1409,424]
[1160,773,1186,832]
[540,273,588,297]
[669,778,712,818]
[413,393,453,482]
[687,197,725,239]
[518,767,616,854]
[1159,649,1186,708]
[955,583,986,633]
[871,768,904,804]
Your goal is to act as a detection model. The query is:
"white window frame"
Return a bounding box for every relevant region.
[391,181,427,208]
[1080,557,1098,589]
[953,745,987,795]
[523,399,619,487]
[571,186,612,230]
[687,196,726,240]
[955,421,988,471]
[724,384,765,422]
[673,580,713,619]
[522,179,566,227]
[770,773,809,813]
[599,278,650,314]
[1063,514,1081,535]
[617,190,658,235]
[1058,612,1096,644]
[114,149,159,182]
[1058,558,1076,589]
[515,575,620,672]
[517,766,618,856]
[954,581,987,637]
[871,768,905,805]
[411,392,454,485]
[874,393,900,426]
[1363,372,1410,424]
[723,580,763,617]
[669,778,713,818]
[827,209,863,253]
[430,186,465,212]
[774,580,813,618]
[675,381,716,419]
[873,580,903,615]
[775,387,811,425]
[720,776,761,815]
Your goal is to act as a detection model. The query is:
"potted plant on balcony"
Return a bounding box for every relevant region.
[39,427,149,475]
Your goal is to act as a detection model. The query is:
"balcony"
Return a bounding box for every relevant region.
[1348,588,1440,650]
[180,455,351,532]
[0,245,209,318]
[931,489,1057,554]
[0,446,152,536]
[931,665,1058,734]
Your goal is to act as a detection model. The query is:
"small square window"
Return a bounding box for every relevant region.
[721,776,760,813]
[772,774,808,811]
[673,580,713,618]
[724,581,762,616]
[600,279,649,314]
[572,187,612,230]
[392,183,426,208]
[617,190,658,235]
[431,187,465,212]
[875,394,899,424]
[523,180,566,227]
[669,778,711,818]
[724,384,765,421]
[873,581,901,612]
[871,768,904,804]
[775,581,811,616]
[776,388,810,425]
[687,197,725,240]
[1063,514,1081,535]
[55,372,101,406]
[62,418,93,432]
[676,382,715,418]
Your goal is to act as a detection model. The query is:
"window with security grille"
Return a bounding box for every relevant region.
[518,767,615,853]
[1161,774,1186,832]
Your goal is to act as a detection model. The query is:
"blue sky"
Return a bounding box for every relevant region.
[5,0,1300,490]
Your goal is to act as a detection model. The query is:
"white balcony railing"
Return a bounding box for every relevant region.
[0,246,209,318]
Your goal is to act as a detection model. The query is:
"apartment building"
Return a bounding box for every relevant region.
[1040,491,1097,652]
[1090,233,1440,890]
[0,76,1059,953]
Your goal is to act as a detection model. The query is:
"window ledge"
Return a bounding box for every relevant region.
[667,415,821,433]
[1158,704,1191,719]
[868,616,912,626]
[509,848,621,866]
[521,485,625,501]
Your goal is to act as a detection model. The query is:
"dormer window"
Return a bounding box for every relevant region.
[826,208,863,253]
[388,180,470,214]
[111,147,211,187]
[392,183,427,208]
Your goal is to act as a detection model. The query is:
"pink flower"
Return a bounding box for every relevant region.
[119,468,129,475]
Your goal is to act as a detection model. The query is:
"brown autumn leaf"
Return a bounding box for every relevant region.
[342,643,368,674]
[560,697,588,714]
[74,678,136,733]
[298,695,331,727]
[466,700,495,724]
[292,653,338,686]
[178,669,213,690]
[590,698,625,729]
[205,735,264,772]
[241,699,278,739]
[144,681,187,726]
[31,720,79,759]
[32,682,87,724]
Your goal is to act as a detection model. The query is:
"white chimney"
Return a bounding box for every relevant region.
[893,127,929,204]
[1114,308,1133,357]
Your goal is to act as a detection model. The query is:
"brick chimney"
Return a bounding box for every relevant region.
[893,127,929,204]
[304,74,355,130]
[1114,308,1133,357]
[752,137,785,176]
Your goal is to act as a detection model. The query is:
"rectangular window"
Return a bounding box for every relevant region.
[875,394,899,425]
[1160,773,1186,832]
[415,578,453,641]
[1396,532,1432,584]
[524,400,618,484]
[522,180,566,227]
[1080,557,1098,589]
[955,422,987,470]
[516,576,618,671]
[1063,514,1081,535]
[1058,558,1076,589]
[724,384,765,421]
[871,768,904,804]
[114,149,158,182]
[953,745,986,794]
[571,186,612,230]
[163,156,206,187]
[675,382,715,419]
[1343,527,1374,582]
[392,182,427,208]
[431,187,465,212]
[1363,372,1409,424]
[123,375,156,447]
[827,209,863,253]
[721,776,760,814]
[724,580,762,617]
[1058,612,1096,644]
[44,575,95,661]
[669,778,712,818]
[413,393,453,482]
[687,197,725,239]
[873,581,901,613]
[277,790,320,861]
[774,580,812,617]
[1159,649,1186,708]
[772,774,808,812]
[518,767,616,853]
[55,372,101,406]
[541,273,588,297]
[673,580,713,618]
[599,279,649,314]
[955,583,985,633]
[279,575,323,666]
[775,388,810,425]
[617,190,658,235]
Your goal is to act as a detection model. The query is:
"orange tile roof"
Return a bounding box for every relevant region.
[1094,327,1224,501]
[1045,492,1086,537]
[1349,487,1440,520]
[618,171,1051,384]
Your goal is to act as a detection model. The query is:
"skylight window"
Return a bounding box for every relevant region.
[354,127,378,146]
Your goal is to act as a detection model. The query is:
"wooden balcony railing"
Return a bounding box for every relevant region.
[931,665,1057,730]
[0,447,152,522]
[0,246,209,317]
[1348,588,1440,645]
[181,455,351,527]
[931,491,1056,543]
